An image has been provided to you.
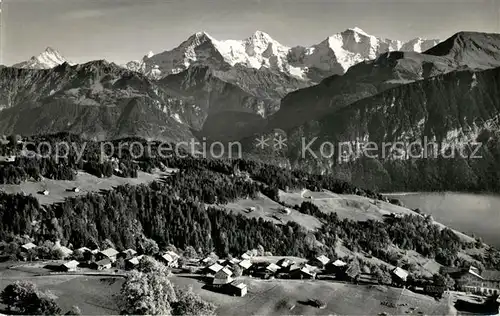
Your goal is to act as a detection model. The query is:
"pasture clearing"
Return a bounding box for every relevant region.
[170,274,455,316]
[0,168,176,205]
[214,193,322,231]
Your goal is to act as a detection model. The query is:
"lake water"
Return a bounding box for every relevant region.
[384,192,500,249]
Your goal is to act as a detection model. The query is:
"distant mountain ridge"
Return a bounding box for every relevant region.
[128,28,439,82]
[4,30,500,164]
[11,28,439,82]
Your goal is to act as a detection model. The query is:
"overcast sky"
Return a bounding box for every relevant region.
[1,0,499,65]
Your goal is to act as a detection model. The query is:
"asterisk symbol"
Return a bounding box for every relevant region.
[255,136,269,150]
[274,135,287,150]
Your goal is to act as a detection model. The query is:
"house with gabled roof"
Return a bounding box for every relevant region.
[60,260,80,272]
[200,257,215,266]
[206,263,224,275]
[91,258,112,270]
[276,258,293,269]
[336,260,360,282]
[76,247,91,254]
[452,266,500,296]
[312,255,330,268]
[326,259,348,274]
[390,267,409,286]
[266,263,280,274]
[331,259,347,267]
[213,267,234,287]
[238,259,252,270]
[290,265,316,279]
[229,282,248,297]
[52,243,73,259]
[59,246,73,258]
[126,255,144,270]
[252,262,280,279]
[229,257,241,265]
[159,251,180,267]
[241,252,252,260]
[96,248,119,262]
[119,249,138,260]
[21,242,37,251]
[392,267,408,282]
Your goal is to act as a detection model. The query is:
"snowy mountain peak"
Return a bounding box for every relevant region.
[194,31,210,37]
[347,27,370,36]
[37,47,67,65]
[248,30,275,42]
[146,51,154,58]
[13,47,70,69]
[242,30,287,60]
[44,47,59,54]
[187,31,214,44]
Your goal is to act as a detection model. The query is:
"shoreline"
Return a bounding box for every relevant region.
[382,191,500,197]
[381,192,422,196]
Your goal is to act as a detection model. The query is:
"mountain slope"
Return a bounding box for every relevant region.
[0,58,303,142]
[284,66,500,192]
[159,65,272,138]
[269,51,455,130]
[158,64,309,140]
[0,61,195,142]
[425,31,500,70]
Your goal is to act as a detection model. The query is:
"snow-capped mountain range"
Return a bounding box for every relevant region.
[127,27,440,81]
[12,47,73,69]
[11,28,439,82]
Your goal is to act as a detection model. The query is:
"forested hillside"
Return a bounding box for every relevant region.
[1,135,499,272]
[284,66,500,192]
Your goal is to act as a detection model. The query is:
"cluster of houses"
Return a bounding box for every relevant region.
[197,252,411,298]
[19,241,182,274]
[201,255,250,297]
[76,247,182,272]
[19,240,500,300]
